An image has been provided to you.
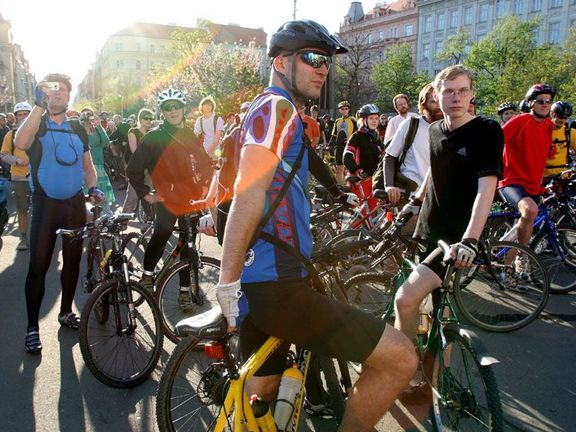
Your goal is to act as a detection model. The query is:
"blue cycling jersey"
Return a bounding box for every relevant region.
[240,87,312,283]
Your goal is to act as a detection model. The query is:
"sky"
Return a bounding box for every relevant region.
[0,0,379,96]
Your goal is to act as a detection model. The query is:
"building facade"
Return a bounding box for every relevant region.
[415,0,576,75]
[0,14,35,113]
[77,21,267,105]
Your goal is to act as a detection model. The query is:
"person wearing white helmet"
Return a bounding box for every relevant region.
[126,88,214,306]
[1,101,33,251]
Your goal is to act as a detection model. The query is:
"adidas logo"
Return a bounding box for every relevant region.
[457,147,467,157]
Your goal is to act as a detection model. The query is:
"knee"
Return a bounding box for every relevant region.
[395,284,420,314]
[519,201,538,221]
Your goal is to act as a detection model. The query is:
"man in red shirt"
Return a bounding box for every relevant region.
[499,83,555,267]
[298,105,321,148]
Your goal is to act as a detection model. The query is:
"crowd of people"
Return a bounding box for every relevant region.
[0,16,574,430]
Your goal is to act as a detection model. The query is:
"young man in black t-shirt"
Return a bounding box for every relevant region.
[392,65,503,401]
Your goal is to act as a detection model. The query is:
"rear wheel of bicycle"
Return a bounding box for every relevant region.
[343,272,395,319]
[531,224,576,293]
[156,256,221,343]
[431,328,504,432]
[156,336,232,432]
[454,241,549,332]
[121,232,149,282]
[79,279,163,388]
[317,356,350,424]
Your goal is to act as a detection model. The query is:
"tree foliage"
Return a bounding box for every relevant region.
[371,43,431,113]
[435,29,472,65]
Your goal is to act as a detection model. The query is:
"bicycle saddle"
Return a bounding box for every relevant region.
[175,306,228,339]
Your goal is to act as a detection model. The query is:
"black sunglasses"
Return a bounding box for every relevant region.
[141,116,154,121]
[161,102,184,112]
[534,99,552,105]
[298,51,332,70]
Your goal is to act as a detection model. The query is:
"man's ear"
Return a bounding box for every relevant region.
[272,55,287,74]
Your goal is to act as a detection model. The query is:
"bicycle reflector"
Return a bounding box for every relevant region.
[385,211,394,222]
[204,342,224,359]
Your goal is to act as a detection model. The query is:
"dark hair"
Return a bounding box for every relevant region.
[43,73,72,92]
[393,94,409,108]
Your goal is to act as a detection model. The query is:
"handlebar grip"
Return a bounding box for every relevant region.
[437,240,456,265]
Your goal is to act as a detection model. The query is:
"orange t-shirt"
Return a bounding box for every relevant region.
[302,114,320,148]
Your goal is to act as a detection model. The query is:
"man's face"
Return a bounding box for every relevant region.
[310,109,319,119]
[394,97,409,115]
[113,115,121,126]
[379,114,388,125]
[288,49,330,100]
[435,74,474,120]
[501,109,516,124]
[15,111,30,124]
[424,93,443,122]
[201,102,214,116]
[6,113,15,126]
[0,117,5,127]
[552,113,568,129]
[531,95,553,118]
[161,101,185,126]
[46,83,70,113]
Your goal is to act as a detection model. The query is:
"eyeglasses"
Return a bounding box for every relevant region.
[534,99,552,105]
[298,51,332,70]
[440,88,472,98]
[141,116,154,121]
[161,102,184,112]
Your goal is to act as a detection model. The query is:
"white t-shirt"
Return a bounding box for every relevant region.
[385,115,431,187]
[194,113,225,156]
[383,111,418,144]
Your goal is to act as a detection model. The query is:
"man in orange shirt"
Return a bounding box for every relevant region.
[298,105,320,148]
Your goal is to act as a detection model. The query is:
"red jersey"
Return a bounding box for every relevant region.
[499,113,553,195]
[301,114,320,148]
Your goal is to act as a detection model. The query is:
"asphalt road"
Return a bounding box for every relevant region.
[0,190,574,432]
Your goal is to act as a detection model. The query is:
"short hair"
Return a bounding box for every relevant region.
[433,64,474,91]
[418,83,435,114]
[393,94,409,108]
[199,95,216,111]
[310,105,319,112]
[43,73,72,92]
[225,112,235,120]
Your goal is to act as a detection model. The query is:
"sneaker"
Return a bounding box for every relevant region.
[16,238,29,251]
[399,381,432,405]
[25,327,42,354]
[514,255,531,288]
[178,290,192,309]
[304,399,335,418]
[140,274,154,291]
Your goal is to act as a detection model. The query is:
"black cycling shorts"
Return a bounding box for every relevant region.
[239,279,387,376]
[335,145,345,166]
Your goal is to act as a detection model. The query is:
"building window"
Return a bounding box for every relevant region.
[437,12,445,30]
[379,51,384,62]
[115,42,122,51]
[479,3,489,22]
[405,24,414,36]
[513,0,524,15]
[449,10,458,28]
[423,43,430,60]
[464,7,473,25]
[550,0,562,7]
[496,0,508,17]
[116,60,122,69]
[390,27,398,38]
[136,60,141,70]
[435,41,443,55]
[531,0,542,11]
[549,22,560,43]
[366,53,371,64]
[367,33,372,44]
[379,30,384,41]
[424,15,432,33]
[150,44,155,54]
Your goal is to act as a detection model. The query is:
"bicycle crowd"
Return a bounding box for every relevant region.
[1,17,575,432]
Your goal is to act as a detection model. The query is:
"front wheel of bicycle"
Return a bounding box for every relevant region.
[531,224,576,293]
[156,336,232,432]
[431,328,504,432]
[79,279,163,388]
[454,241,550,332]
[343,272,395,319]
[156,256,221,343]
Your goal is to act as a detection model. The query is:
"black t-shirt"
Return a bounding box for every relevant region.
[415,116,503,243]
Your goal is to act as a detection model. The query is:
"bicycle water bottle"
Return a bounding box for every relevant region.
[249,395,276,431]
[418,294,433,335]
[273,364,304,430]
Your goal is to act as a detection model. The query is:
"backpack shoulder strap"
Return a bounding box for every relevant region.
[398,116,420,167]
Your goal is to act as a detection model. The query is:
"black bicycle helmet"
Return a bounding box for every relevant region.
[519,99,530,113]
[551,101,573,117]
[358,104,380,118]
[525,83,556,102]
[497,101,517,115]
[268,20,349,58]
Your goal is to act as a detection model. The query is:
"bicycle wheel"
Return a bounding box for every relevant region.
[79,279,163,388]
[343,272,395,319]
[531,224,576,293]
[156,336,232,432]
[454,241,549,332]
[121,232,148,281]
[431,328,504,432]
[317,356,350,424]
[156,256,221,343]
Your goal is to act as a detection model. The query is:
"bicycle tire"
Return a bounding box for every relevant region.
[156,336,232,432]
[531,224,576,293]
[431,328,504,432]
[317,356,348,424]
[343,272,395,319]
[156,256,221,343]
[121,231,149,281]
[454,241,550,332]
[79,279,163,388]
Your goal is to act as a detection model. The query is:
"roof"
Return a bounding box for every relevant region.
[112,21,267,47]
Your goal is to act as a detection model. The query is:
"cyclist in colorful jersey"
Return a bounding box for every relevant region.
[215,20,417,431]
[126,88,213,306]
[343,103,384,216]
[15,73,104,354]
[499,84,555,259]
[330,100,357,184]
[544,101,575,178]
